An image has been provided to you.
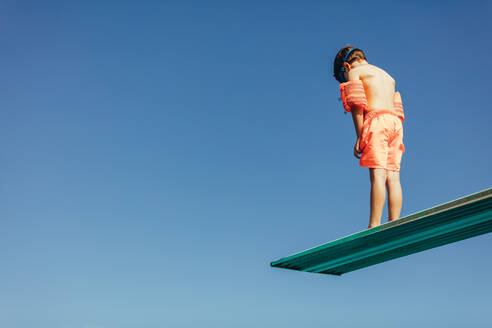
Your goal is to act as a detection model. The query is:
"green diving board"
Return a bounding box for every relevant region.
[271,188,492,276]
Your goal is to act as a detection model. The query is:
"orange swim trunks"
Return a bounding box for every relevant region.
[359,110,405,171]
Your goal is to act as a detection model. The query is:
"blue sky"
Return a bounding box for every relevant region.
[1,1,491,327]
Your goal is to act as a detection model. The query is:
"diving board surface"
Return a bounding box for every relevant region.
[270,188,492,276]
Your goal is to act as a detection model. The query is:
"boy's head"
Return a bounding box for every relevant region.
[333,46,367,83]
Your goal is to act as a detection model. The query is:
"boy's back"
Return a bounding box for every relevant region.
[348,64,396,112]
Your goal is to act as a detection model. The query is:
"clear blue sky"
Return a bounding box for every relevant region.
[1,1,491,327]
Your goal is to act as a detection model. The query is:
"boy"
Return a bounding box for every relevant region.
[333,46,405,229]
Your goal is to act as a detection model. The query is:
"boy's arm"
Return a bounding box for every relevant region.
[349,73,364,158]
[351,108,363,138]
[341,71,365,158]
[351,108,363,159]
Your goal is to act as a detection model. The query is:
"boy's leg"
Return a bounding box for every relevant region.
[386,170,402,221]
[369,168,386,228]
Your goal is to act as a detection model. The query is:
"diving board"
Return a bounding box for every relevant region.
[271,188,492,276]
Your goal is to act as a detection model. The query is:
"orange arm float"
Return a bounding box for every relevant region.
[339,80,368,113]
[393,92,405,122]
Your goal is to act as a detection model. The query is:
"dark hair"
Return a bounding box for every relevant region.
[333,46,367,83]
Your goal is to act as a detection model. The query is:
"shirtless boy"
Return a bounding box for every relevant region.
[333,47,405,229]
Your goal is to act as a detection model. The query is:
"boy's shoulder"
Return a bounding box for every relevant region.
[354,63,387,74]
[352,64,394,83]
